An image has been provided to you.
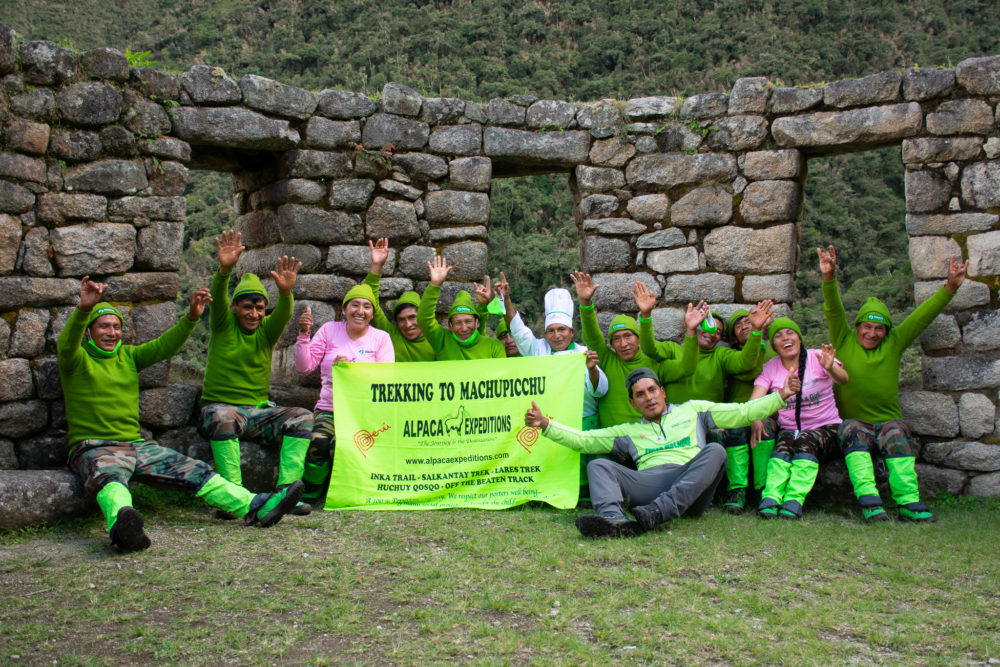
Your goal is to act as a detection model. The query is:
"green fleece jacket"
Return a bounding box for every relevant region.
[639,318,763,404]
[543,392,785,469]
[365,272,435,362]
[823,278,954,423]
[202,271,293,406]
[57,307,196,448]
[417,284,505,360]
[580,304,698,428]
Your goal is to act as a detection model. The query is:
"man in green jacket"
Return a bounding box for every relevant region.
[633,281,773,514]
[364,238,436,362]
[59,277,303,551]
[417,255,505,360]
[819,244,968,523]
[199,230,313,515]
[571,271,699,428]
[525,367,799,537]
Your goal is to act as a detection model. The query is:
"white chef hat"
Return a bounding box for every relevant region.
[544,288,574,330]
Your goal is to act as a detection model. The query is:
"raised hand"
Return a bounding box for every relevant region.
[585,349,599,370]
[428,255,451,286]
[494,271,511,300]
[78,275,108,311]
[747,299,774,332]
[570,271,598,305]
[186,288,212,322]
[215,230,245,273]
[299,305,313,334]
[631,281,657,318]
[817,245,837,281]
[779,368,802,400]
[816,343,837,371]
[271,255,302,295]
[684,300,708,335]
[524,400,549,430]
[369,237,389,273]
[473,274,493,305]
[945,254,969,293]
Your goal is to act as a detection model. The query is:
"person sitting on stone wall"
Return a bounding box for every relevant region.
[571,271,700,428]
[417,255,505,360]
[818,245,969,523]
[58,276,303,551]
[198,230,314,517]
[524,367,800,538]
[722,307,777,509]
[750,317,848,519]
[633,281,774,515]
[294,284,394,504]
[364,238,436,362]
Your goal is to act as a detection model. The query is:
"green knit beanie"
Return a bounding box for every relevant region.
[768,316,802,351]
[232,273,268,305]
[393,291,421,318]
[854,297,893,330]
[728,309,750,332]
[448,290,477,321]
[85,302,124,329]
[496,319,510,336]
[607,314,640,343]
[342,284,376,308]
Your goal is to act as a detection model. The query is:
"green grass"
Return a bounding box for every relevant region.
[2,497,999,665]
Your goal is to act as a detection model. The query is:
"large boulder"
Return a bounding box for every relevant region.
[0,470,93,530]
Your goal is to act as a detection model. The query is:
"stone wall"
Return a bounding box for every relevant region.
[0,21,998,509]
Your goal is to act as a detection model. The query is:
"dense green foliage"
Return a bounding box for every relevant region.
[11,0,997,373]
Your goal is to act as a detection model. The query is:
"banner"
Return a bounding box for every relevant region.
[326,354,584,510]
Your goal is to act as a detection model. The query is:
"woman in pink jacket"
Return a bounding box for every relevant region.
[295,284,394,503]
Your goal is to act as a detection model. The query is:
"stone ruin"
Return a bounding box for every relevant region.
[0,22,998,528]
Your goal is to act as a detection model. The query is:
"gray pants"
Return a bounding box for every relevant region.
[588,443,727,521]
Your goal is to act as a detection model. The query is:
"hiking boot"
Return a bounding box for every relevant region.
[899,505,936,523]
[862,506,889,523]
[758,506,778,520]
[246,481,304,528]
[291,502,312,516]
[778,508,800,520]
[723,487,746,515]
[631,503,665,532]
[575,514,641,538]
[212,509,238,521]
[109,507,151,552]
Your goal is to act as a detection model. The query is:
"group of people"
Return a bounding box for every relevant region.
[57,226,969,549]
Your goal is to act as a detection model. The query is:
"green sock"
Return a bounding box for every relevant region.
[885,456,922,507]
[782,457,819,514]
[277,436,310,486]
[196,474,254,518]
[752,439,775,491]
[844,450,883,507]
[725,444,750,490]
[96,482,132,533]
[210,439,243,486]
[760,456,791,507]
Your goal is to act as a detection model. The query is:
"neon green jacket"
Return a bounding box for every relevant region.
[417,284,505,360]
[543,392,785,469]
[639,318,763,404]
[580,304,697,428]
[57,307,195,448]
[202,271,292,406]
[823,278,953,423]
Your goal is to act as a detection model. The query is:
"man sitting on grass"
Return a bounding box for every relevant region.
[58,276,303,552]
[525,367,799,538]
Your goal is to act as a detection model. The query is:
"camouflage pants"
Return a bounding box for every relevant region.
[760,418,841,462]
[199,403,313,444]
[838,418,915,458]
[69,439,215,496]
[307,411,336,462]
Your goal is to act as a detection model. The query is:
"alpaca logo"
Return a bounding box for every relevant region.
[444,405,467,436]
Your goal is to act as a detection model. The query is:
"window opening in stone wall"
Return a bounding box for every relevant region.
[486,173,576,334]
[175,170,239,368]
[796,146,920,386]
